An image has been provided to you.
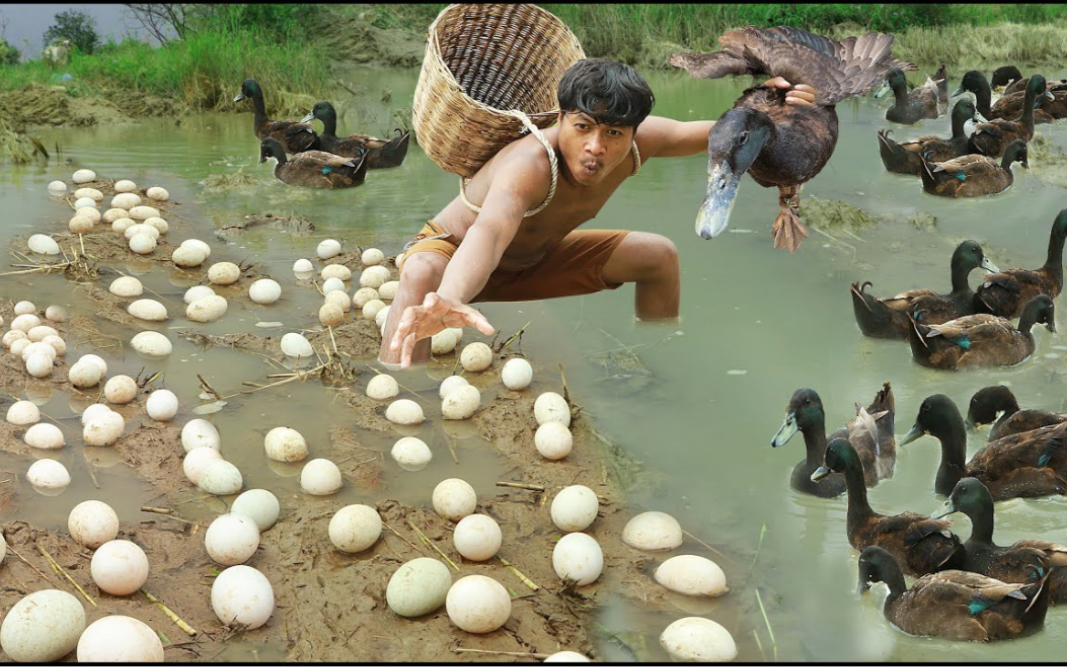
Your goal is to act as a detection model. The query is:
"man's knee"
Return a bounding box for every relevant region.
[633,233,678,280]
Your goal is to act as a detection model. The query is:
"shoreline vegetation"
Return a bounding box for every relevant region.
[3,3,1067,146]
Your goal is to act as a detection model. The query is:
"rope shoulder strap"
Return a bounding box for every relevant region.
[460,109,641,218]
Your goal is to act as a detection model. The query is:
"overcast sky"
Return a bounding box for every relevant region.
[0,4,156,60]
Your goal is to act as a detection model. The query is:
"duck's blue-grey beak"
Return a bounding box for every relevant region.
[771,412,797,448]
[975,110,988,124]
[696,162,740,240]
[900,422,926,445]
[300,111,315,123]
[857,580,871,595]
[234,93,246,103]
[930,498,956,520]
[874,81,891,99]
[964,418,977,432]
[951,85,966,98]
[810,465,832,483]
[980,257,1000,273]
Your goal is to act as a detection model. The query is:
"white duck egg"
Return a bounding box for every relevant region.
[0,589,85,662]
[362,298,386,321]
[11,313,40,332]
[207,262,241,286]
[90,539,149,595]
[317,238,341,259]
[10,338,30,357]
[123,222,157,240]
[80,403,112,426]
[23,341,57,360]
[83,410,125,446]
[281,332,314,357]
[27,325,58,342]
[300,458,342,495]
[3,330,28,348]
[109,275,143,297]
[622,511,684,551]
[186,295,228,322]
[501,357,534,390]
[172,245,206,268]
[77,616,163,662]
[660,617,737,662]
[25,423,65,449]
[378,280,399,300]
[74,186,104,201]
[249,278,282,305]
[43,335,67,356]
[131,331,172,358]
[293,258,313,275]
[127,298,168,321]
[453,514,502,561]
[535,422,573,460]
[27,459,70,490]
[460,342,493,372]
[128,233,157,255]
[72,168,96,183]
[445,575,511,633]
[552,532,603,586]
[361,247,385,266]
[321,263,352,281]
[68,500,119,548]
[324,289,352,313]
[27,234,60,255]
[78,207,101,224]
[432,478,477,522]
[439,375,469,399]
[69,215,94,234]
[366,374,399,400]
[47,179,69,193]
[103,375,138,404]
[550,485,599,532]
[375,304,391,330]
[391,436,432,471]
[205,514,260,565]
[74,196,98,210]
[144,216,168,234]
[359,265,391,289]
[386,557,452,618]
[654,555,728,597]
[114,179,137,192]
[25,352,54,378]
[6,400,40,425]
[146,389,178,421]
[199,460,243,495]
[128,205,160,220]
[231,489,280,532]
[442,384,481,420]
[102,207,127,224]
[351,287,380,309]
[182,446,223,485]
[146,186,169,201]
[385,399,425,425]
[322,277,346,295]
[181,418,221,452]
[45,304,67,322]
[319,302,344,327]
[534,391,571,427]
[183,285,215,304]
[211,565,274,630]
[111,217,134,233]
[544,652,592,662]
[264,426,308,462]
[181,238,212,258]
[111,192,141,209]
[328,504,382,553]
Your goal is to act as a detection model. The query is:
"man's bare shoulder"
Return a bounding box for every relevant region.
[491,129,557,179]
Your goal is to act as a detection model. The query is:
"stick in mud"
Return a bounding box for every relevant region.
[496,481,545,492]
[36,542,96,607]
[8,544,61,587]
[380,521,432,560]
[407,519,460,571]
[496,555,540,591]
[143,589,198,636]
[452,647,551,659]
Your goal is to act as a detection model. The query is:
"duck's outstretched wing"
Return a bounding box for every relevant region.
[670,26,916,106]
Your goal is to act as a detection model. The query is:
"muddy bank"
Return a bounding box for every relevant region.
[0,83,188,130]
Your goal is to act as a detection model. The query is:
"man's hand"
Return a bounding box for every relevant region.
[389,292,496,368]
[762,76,818,106]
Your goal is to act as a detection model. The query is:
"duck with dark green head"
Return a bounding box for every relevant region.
[771,384,895,497]
[235,79,321,155]
[901,393,1067,499]
[932,477,1067,604]
[857,545,1052,641]
[811,438,963,576]
[907,293,1054,370]
[966,385,1067,441]
[851,239,998,340]
[875,66,941,124]
[968,74,1051,157]
[259,138,369,190]
[670,26,913,252]
[991,65,1023,92]
[301,100,411,169]
[975,209,1067,319]
[919,139,1028,198]
[877,98,982,175]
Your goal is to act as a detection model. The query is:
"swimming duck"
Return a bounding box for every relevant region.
[670,26,913,252]
[851,240,999,339]
[901,393,1067,499]
[771,384,896,497]
[954,70,1057,125]
[907,294,1055,370]
[857,545,1052,642]
[258,138,368,190]
[919,139,1028,198]
[974,209,1067,319]
[301,101,411,169]
[968,75,1049,157]
[933,478,1067,604]
[992,65,1024,92]
[933,64,949,106]
[985,78,1059,127]
[235,79,321,155]
[877,98,981,175]
[875,66,942,124]
[811,438,964,576]
[966,385,1067,441]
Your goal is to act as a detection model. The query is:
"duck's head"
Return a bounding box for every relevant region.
[301,100,334,124]
[991,65,1023,89]
[1020,294,1056,333]
[965,385,1018,431]
[901,394,962,445]
[951,239,999,276]
[771,388,824,448]
[1003,139,1029,169]
[258,137,286,163]
[931,477,991,520]
[952,70,988,98]
[874,67,907,99]
[950,98,984,126]
[856,545,897,594]
[695,107,774,240]
[234,79,261,104]
[1025,73,1055,106]
[1052,209,1067,240]
[810,437,856,482]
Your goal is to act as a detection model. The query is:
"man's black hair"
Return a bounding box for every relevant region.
[557,59,654,127]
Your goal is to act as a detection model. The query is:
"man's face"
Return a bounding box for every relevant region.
[557,111,635,186]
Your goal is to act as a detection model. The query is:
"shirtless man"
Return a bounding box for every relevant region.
[380,59,815,369]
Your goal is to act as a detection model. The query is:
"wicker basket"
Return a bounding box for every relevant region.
[412,4,586,179]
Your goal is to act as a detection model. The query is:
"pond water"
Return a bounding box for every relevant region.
[4,63,1067,661]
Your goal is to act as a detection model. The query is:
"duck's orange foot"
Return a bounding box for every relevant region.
[771,203,809,253]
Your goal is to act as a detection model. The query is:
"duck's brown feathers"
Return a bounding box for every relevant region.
[965,422,1067,499]
[909,313,1038,370]
[976,271,1061,319]
[850,511,962,577]
[919,154,1017,197]
[272,150,369,189]
[990,410,1067,441]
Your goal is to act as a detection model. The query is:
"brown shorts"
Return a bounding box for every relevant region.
[397,221,630,303]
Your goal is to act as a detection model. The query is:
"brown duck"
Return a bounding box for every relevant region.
[874,66,942,123]
[259,138,368,190]
[301,101,411,169]
[974,209,1067,319]
[919,139,1028,198]
[670,26,913,252]
[955,70,1057,125]
[858,545,1052,642]
[851,240,998,339]
[877,98,981,176]
[235,79,320,155]
[933,478,1067,604]
[812,438,964,577]
[968,75,1049,157]
[966,385,1067,441]
[901,394,1067,500]
[992,65,1024,92]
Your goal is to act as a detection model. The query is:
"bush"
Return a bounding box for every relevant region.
[43,10,100,55]
[0,38,19,65]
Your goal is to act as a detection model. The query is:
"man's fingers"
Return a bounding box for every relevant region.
[390,306,420,352]
[762,76,792,89]
[464,309,496,336]
[400,331,418,369]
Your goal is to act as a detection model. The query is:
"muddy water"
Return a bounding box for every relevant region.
[4,64,1067,661]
